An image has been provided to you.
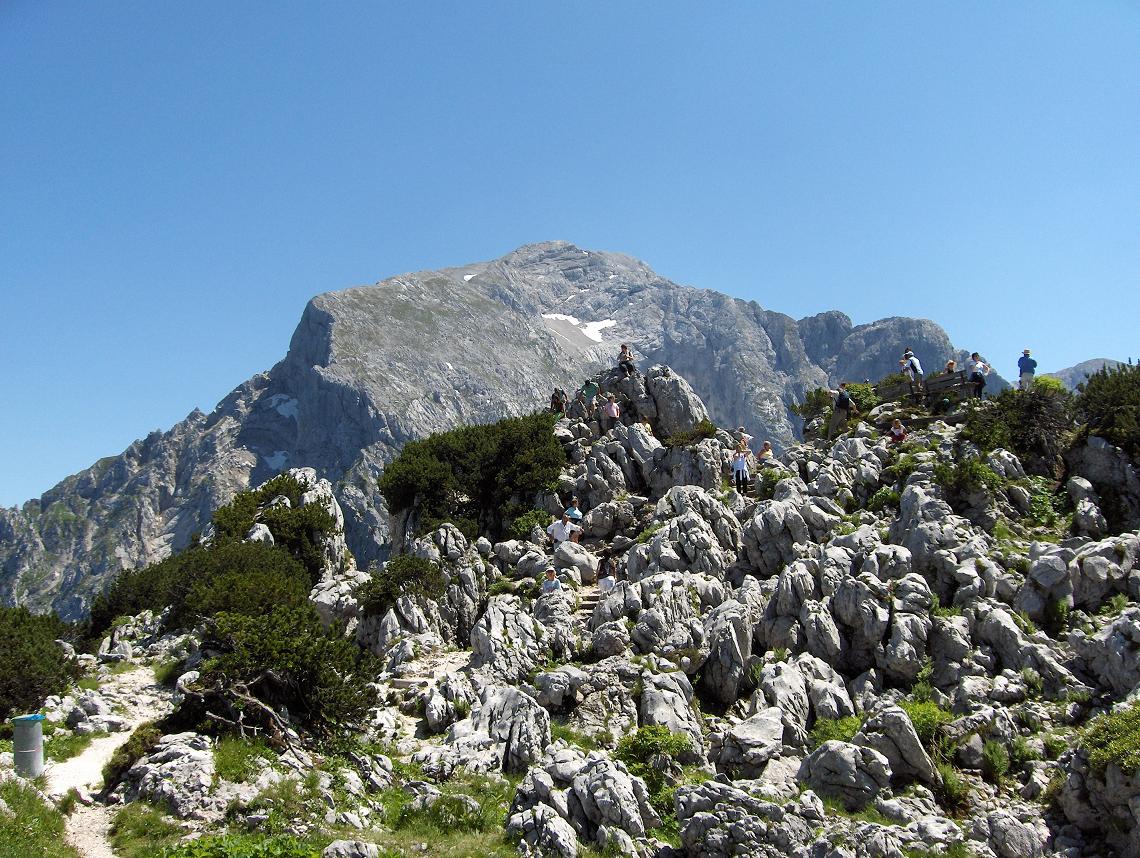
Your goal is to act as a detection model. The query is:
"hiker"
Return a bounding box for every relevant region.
[618,343,637,378]
[944,359,957,374]
[546,512,582,546]
[603,394,621,432]
[567,390,589,421]
[888,419,908,444]
[731,448,750,494]
[550,387,567,415]
[736,426,754,451]
[564,496,584,522]
[967,352,990,398]
[902,349,924,399]
[758,440,776,465]
[597,550,617,592]
[827,383,859,440]
[542,567,563,594]
[1018,349,1038,391]
[639,415,654,436]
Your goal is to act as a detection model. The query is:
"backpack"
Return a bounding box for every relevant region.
[836,390,851,410]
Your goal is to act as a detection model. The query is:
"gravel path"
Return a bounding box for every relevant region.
[45,665,174,858]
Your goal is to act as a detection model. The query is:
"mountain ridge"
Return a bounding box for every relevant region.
[2,241,985,619]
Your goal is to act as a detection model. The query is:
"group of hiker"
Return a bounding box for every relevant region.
[826,346,1042,439]
[541,495,619,595]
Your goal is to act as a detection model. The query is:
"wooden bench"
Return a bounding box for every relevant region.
[922,370,973,405]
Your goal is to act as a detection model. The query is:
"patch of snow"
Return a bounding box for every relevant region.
[263,450,289,470]
[608,274,616,279]
[579,319,617,342]
[463,274,476,282]
[444,362,454,371]
[267,394,299,420]
[542,313,582,325]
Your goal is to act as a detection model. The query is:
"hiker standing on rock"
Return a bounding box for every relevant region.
[603,394,621,432]
[902,349,924,399]
[547,512,582,547]
[618,344,637,379]
[827,383,858,440]
[1018,349,1037,391]
[968,352,991,398]
[731,448,751,494]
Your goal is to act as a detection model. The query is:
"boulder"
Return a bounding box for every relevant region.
[798,740,892,809]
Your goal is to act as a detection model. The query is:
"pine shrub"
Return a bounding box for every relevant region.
[616,725,693,816]
[1076,361,1140,458]
[357,555,448,617]
[0,606,81,720]
[1082,701,1140,775]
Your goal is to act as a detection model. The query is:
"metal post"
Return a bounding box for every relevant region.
[12,713,45,778]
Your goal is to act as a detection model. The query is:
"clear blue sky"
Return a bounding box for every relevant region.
[2,2,1137,506]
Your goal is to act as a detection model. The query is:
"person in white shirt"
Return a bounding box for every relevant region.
[967,352,990,398]
[731,450,750,493]
[546,513,582,546]
[902,349,924,399]
[603,394,621,432]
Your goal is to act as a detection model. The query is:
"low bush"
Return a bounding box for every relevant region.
[754,468,785,501]
[662,418,718,448]
[378,411,564,541]
[194,605,377,743]
[961,386,1074,466]
[1009,735,1041,768]
[508,509,551,541]
[934,761,970,813]
[0,606,81,720]
[616,726,693,816]
[357,555,448,617]
[866,487,900,513]
[844,382,878,414]
[1082,701,1140,775]
[1076,361,1140,459]
[791,388,833,424]
[899,700,953,758]
[882,454,918,484]
[1043,733,1068,760]
[103,721,165,791]
[981,740,1010,783]
[934,459,1004,498]
[809,715,863,749]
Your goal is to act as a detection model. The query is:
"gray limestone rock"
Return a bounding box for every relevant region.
[854,705,939,785]
[798,740,892,809]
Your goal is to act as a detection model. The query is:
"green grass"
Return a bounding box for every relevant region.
[981,740,1010,784]
[109,802,186,858]
[1099,593,1130,616]
[43,728,96,763]
[549,719,600,751]
[0,778,83,858]
[153,658,185,686]
[820,794,896,825]
[809,715,864,749]
[158,834,324,857]
[637,522,664,543]
[213,736,274,784]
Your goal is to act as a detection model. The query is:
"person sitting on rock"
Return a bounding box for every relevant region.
[944,359,957,374]
[639,415,654,436]
[542,567,563,594]
[827,383,859,440]
[597,551,617,592]
[546,512,582,547]
[888,419,908,444]
[731,449,751,494]
[618,344,637,379]
[736,426,754,451]
[967,352,990,398]
[564,496,584,522]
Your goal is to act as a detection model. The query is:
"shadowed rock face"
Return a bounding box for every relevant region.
[1,241,968,619]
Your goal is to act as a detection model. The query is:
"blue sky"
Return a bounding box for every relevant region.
[1,2,1137,506]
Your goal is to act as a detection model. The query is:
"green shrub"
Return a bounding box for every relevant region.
[154,658,185,686]
[934,459,1004,498]
[357,555,448,617]
[809,716,863,749]
[103,721,164,790]
[212,473,339,584]
[1076,361,1140,458]
[899,700,953,758]
[1021,666,1044,697]
[213,737,273,784]
[1082,701,1140,775]
[867,487,900,513]
[616,726,693,816]
[637,522,665,544]
[933,761,970,812]
[1099,592,1130,616]
[755,468,785,501]
[0,606,81,720]
[791,388,833,423]
[844,382,878,414]
[1033,375,1067,395]
[1009,735,1041,768]
[961,386,1074,464]
[1043,733,1068,760]
[508,509,552,541]
[550,720,600,751]
[196,605,376,742]
[109,802,185,857]
[981,740,1010,783]
[882,454,918,483]
[662,418,718,448]
[380,774,513,838]
[378,411,564,541]
[0,778,82,858]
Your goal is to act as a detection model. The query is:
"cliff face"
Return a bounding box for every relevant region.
[1,241,971,619]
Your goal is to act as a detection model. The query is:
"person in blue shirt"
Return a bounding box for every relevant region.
[541,567,562,594]
[564,496,584,522]
[1018,349,1038,391]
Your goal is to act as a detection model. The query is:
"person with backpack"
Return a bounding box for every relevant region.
[827,383,859,440]
[968,352,991,398]
[618,344,637,379]
[1017,349,1038,391]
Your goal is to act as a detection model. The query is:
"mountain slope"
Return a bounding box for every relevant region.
[2,241,974,619]
[1047,358,1123,391]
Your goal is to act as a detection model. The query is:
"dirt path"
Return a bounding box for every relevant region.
[45,665,174,858]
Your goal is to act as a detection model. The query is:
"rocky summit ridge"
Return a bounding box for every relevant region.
[3,241,981,619]
[18,361,1140,858]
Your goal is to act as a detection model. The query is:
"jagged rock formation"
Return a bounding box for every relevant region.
[1047,358,1123,391]
[2,242,997,619]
